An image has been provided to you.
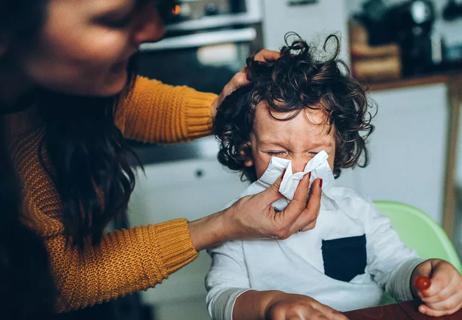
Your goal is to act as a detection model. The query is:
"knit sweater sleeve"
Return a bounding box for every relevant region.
[115,76,217,143]
[45,219,198,312]
[17,147,199,312]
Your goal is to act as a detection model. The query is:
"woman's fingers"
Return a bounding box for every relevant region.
[229,171,322,240]
[213,70,248,116]
[259,173,322,238]
[274,175,322,238]
[254,48,280,62]
[214,49,280,116]
[300,178,322,232]
[284,173,312,217]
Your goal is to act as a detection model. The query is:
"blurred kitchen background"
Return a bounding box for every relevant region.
[123,0,462,319]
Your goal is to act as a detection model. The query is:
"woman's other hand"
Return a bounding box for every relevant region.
[212,49,280,117]
[412,259,462,317]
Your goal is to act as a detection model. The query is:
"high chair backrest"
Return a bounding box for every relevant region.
[374,200,461,271]
[374,200,461,305]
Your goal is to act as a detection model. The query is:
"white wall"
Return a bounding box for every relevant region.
[337,84,448,223]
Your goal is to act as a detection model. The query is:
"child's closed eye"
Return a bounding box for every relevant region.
[267,151,288,157]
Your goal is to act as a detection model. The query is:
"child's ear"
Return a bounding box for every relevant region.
[244,159,254,167]
[239,142,254,167]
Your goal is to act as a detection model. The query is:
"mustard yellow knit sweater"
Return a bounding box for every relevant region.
[4,77,217,312]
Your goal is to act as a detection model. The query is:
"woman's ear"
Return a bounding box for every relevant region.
[239,142,254,167]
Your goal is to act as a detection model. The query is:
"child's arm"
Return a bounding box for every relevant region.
[206,239,345,320]
[233,290,348,320]
[206,240,250,320]
[362,201,423,300]
[411,259,462,317]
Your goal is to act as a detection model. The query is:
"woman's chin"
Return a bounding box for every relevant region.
[98,70,129,97]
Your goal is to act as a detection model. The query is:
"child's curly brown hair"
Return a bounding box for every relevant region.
[213,33,376,182]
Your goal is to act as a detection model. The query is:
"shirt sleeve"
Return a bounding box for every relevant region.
[206,240,251,320]
[115,76,217,143]
[363,201,422,301]
[385,257,424,301]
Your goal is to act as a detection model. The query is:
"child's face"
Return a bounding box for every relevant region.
[246,101,336,179]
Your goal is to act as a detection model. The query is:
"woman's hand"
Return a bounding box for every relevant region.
[234,290,348,320]
[189,174,321,250]
[212,49,280,117]
[411,259,462,317]
[223,174,322,241]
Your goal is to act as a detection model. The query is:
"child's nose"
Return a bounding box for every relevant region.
[292,157,308,173]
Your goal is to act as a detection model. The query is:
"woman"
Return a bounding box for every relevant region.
[0,0,322,315]
[0,131,57,319]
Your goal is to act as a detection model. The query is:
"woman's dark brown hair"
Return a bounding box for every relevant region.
[214,33,375,181]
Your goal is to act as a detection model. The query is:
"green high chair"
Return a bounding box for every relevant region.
[374,200,462,304]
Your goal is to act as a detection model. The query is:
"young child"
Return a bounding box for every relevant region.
[206,35,462,320]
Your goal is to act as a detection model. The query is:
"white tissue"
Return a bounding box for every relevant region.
[240,150,336,211]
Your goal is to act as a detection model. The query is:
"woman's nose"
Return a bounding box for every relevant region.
[132,5,165,46]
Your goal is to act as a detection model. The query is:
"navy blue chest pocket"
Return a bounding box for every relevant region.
[321,234,367,282]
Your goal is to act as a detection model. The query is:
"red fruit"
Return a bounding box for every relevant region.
[415,276,431,291]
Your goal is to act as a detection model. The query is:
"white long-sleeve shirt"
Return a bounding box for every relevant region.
[206,186,423,320]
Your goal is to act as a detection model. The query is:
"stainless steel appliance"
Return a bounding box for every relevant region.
[137,0,262,93]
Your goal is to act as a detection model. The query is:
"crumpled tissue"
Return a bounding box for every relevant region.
[239,150,336,211]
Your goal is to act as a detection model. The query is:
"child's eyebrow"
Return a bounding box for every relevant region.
[259,141,287,149]
[309,140,332,148]
[259,140,332,150]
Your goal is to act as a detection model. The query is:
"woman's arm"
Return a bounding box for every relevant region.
[46,219,197,313]
[116,76,217,143]
[115,50,281,144]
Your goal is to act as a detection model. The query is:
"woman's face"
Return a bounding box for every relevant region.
[21,0,164,96]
